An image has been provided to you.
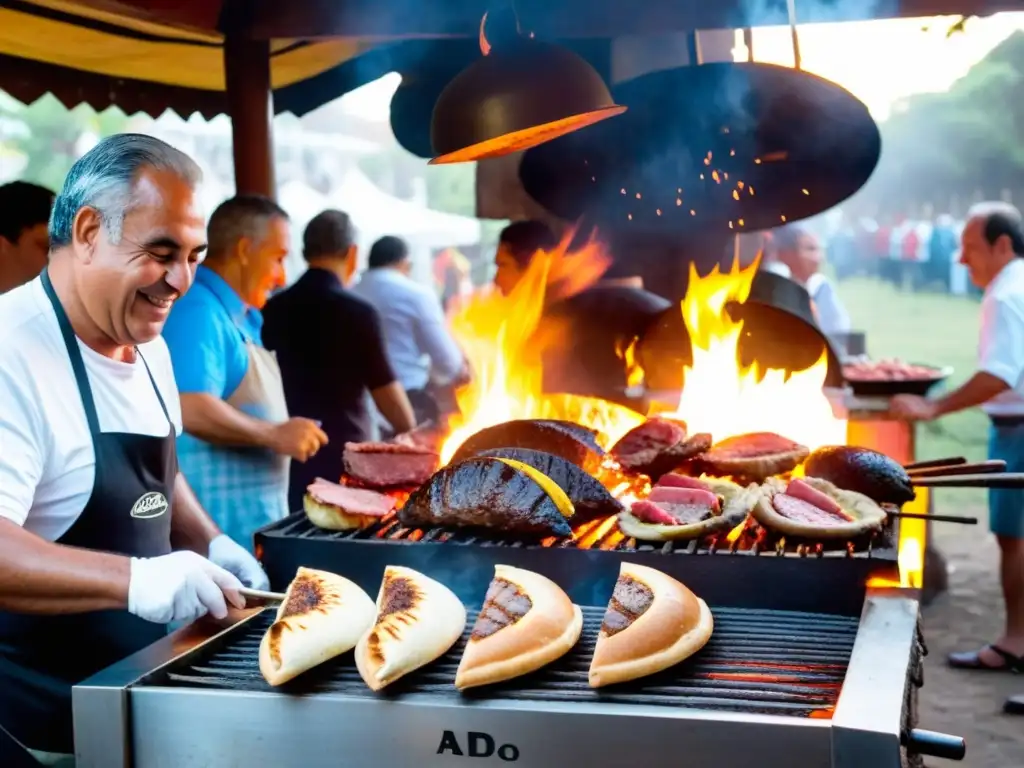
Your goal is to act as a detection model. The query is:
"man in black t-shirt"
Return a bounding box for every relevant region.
[263,210,416,510]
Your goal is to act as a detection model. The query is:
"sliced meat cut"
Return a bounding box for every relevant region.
[771,494,853,525]
[630,499,713,526]
[647,486,721,511]
[693,432,809,481]
[610,418,711,480]
[785,478,845,517]
[304,478,397,531]
[655,474,713,492]
[618,477,758,542]
[450,419,605,474]
[343,442,440,489]
[751,476,888,540]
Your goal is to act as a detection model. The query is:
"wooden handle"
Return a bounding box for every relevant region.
[906,460,1006,478]
[903,456,965,471]
[911,472,1024,489]
[239,587,286,603]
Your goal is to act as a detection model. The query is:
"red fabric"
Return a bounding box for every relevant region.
[901,228,920,260]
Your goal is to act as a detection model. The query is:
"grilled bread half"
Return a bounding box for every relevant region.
[259,567,376,686]
[455,565,582,690]
[355,566,467,691]
[589,562,714,688]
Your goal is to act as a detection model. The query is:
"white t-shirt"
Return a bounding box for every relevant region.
[0,277,183,541]
[979,259,1024,416]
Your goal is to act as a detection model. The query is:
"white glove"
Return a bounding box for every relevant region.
[128,551,245,624]
[207,534,271,591]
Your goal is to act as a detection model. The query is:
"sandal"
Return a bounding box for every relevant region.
[948,645,1024,673]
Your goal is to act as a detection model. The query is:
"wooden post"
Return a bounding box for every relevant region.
[224,36,276,198]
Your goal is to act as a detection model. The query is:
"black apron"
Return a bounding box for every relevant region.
[0,269,176,756]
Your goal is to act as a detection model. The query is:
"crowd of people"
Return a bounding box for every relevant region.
[825,211,977,296]
[0,133,1022,762]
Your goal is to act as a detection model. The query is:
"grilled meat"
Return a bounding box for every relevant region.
[303,478,396,531]
[618,476,757,541]
[610,417,712,480]
[450,419,605,473]
[475,447,623,521]
[343,442,440,489]
[692,432,809,481]
[399,457,574,538]
[802,445,914,505]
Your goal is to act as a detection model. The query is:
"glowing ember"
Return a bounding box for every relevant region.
[440,231,646,465]
[664,257,846,451]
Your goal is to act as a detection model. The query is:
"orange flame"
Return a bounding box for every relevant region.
[615,336,645,390]
[664,257,846,450]
[441,231,645,464]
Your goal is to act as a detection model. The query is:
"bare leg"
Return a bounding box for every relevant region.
[975,536,1024,665]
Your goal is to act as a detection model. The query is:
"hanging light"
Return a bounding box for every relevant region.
[429,9,626,165]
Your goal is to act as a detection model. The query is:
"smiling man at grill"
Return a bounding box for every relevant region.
[0,134,269,764]
[892,202,1024,696]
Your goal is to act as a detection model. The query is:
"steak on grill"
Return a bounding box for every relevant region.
[610,417,711,480]
[343,442,440,489]
[692,432,809,481]
[398,456,573,538]
[618,477,758,541]
[450,419,605,474]
[475,447,623,521]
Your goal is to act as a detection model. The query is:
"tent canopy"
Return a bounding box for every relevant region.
[0,0,1015,119]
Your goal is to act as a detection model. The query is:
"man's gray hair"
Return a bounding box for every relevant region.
[967,201,1024,256]
[49,133,202,249]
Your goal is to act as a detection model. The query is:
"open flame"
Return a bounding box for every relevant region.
[664,258,846,450]
[440,231,646,465]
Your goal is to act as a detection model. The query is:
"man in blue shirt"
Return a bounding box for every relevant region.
[354,236,465,424]
[162,196,328,549]
[263,210,415,511]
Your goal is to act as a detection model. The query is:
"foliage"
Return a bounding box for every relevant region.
[867,30,1024,207]
[0,93,130,191]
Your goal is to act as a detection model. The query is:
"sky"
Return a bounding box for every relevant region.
[339,13,1024,123]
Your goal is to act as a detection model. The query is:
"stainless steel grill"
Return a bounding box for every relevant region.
[72,589,964,768]
[160,605,857,718]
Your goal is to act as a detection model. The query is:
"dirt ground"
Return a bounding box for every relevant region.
[920,505,1024,768]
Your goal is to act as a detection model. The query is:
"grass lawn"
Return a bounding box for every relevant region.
[834,276,989,510]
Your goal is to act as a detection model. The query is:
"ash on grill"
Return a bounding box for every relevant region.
[158,605,857,719]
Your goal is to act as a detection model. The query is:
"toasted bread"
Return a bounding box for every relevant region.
[455,565,582,690]
[589,562,713,687]
[258,567,376,686]
[752,476,888,540]
[355,566,467,691]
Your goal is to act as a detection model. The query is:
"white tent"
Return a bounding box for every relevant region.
[328,168,481,249]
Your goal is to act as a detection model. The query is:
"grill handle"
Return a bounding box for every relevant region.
[903,729,966,761]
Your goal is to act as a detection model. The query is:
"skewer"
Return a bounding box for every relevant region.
[887,511,977,525]
[910,472,1024,489]
[903,456,965,471]
[239,587,285,603]
[906,460,1006,478]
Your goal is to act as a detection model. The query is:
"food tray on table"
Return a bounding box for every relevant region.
[841,359,953,397]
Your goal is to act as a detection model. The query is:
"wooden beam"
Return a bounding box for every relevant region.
[224,36,276,198]
[236,0,1024,40]
[57,0,224,35]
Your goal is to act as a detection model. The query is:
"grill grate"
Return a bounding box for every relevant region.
[266,512,895,560]
[152,605,858,719]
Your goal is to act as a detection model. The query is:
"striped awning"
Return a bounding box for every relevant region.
[0,0,373,118]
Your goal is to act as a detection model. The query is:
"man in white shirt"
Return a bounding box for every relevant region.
[762,225,851,336]
[892,202,1024,698]
[354,235,465,424]
[0,134,268,760]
